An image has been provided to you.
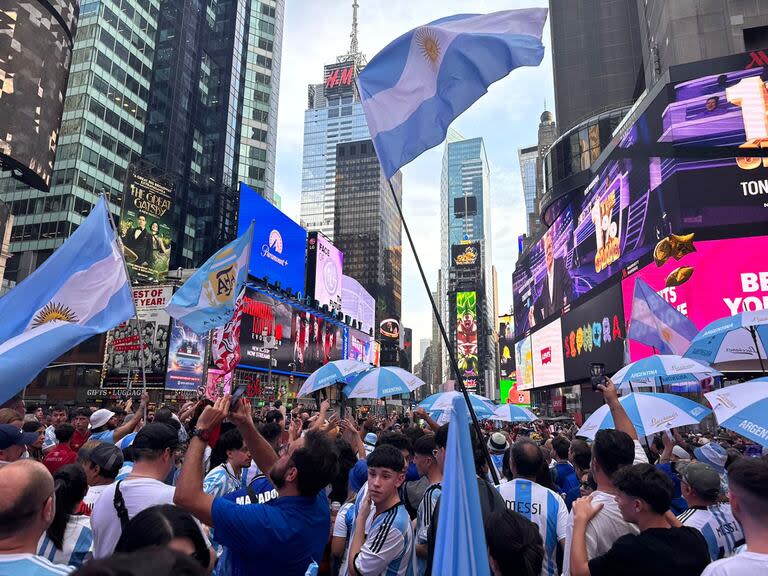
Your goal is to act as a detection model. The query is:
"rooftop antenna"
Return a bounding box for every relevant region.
[350,0,359,56]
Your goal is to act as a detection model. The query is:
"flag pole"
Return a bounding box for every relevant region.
[749,326,767,375]
[386,180,499,484]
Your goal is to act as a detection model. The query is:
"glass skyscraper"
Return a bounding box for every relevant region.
[518,145,538,236]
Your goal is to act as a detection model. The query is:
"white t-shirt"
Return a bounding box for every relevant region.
[90,477,176,558]
[82,484,111,513]
[702,551,768,575]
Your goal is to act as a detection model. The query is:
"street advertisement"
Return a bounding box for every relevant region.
[164,318,208,392]
[306,232,344,312]
[531,318,565,388]
[451,242,481,270]
[102,286,172,387]
[291,308,344,374]
[515,335,533,390]
[342,274,376,334]
[238,183,308,294]
[456,291,478,391]
[119,168,173,283]
[500,373,531,406]
[498,315,514,378]
[562,283,626,382]
[348,328,376,365]
[239,288,292,372]
[205,369,232,401]
[622,235,768,361]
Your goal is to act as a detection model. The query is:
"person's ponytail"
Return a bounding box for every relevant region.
[46,464,88,550]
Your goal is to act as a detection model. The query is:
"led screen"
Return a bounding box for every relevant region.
[531,318,565,388]
[306,232,343,311]
[456,291,478,391]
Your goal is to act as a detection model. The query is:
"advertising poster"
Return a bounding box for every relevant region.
[238,183,308,294]
[498,315,515,378]
[456,291,478,391]
[531,318,565,388]
[306,232,343,312]
[291,309,344,374]
[562,283,626,381]
[348,328,375,365]
[515,335,534,390]
[622,235,768,361]
[239,288,293,371]
[451,242,481,270]
[342,275,376,334]
[119,169,173,283]
[165,318,209,391]
[205,369,232,401]
[500,374,531,406]
[102,286,172,387]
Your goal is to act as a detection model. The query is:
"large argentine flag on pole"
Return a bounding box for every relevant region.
[628,278,698,355]
[0,197,134,404]
[356,9,547,179]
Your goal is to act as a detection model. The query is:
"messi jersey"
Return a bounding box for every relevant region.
[678,504,745,561]
[353,502,414,576]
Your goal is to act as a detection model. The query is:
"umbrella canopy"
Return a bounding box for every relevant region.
[418,391,495,423]
[296,359,370,398]
[612,355,721,390]
[704,377,768,447]
[576,392,712,440]
[342,367,425,399]
[491,404,538,423]
[684,311,768,373]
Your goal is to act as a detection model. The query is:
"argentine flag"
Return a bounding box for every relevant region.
[0,197,134,403]
[357,8,547,179]
[628,278,698,355]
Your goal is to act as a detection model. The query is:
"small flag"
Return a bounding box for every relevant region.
[628,278,698,354]
[0,197,134,403]
[166,223,253,333]
[211,289,245,374]
[357,9,547,179]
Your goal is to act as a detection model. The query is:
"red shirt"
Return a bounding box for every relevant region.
[70,430,90,452]
[43,443,78,475]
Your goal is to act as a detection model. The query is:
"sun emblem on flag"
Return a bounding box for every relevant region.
[415,27,440,67]
[661,328,672,343]
[31,302,78,328]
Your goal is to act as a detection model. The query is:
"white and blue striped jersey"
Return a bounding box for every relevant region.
[498,478,568,576]
[43,425,58,451]
[203,463,247,498]
[353,502,414,576]
[415,483,441,576]
[0,553,74,575]
[339,483,369,576]
[37,515,93,568]
[678,504,745,561]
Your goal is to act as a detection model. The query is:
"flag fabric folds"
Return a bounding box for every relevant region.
[211,289,245,374]
[628,278,698,354]
[0,197,134,403]
[432,396,491,576]
[356,8,547,179]
[166,223,253,334]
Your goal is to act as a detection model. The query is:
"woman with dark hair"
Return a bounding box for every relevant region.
[22,419,46,461]
[484,508,545,576]
[37,463,93,567]
[115,504,212,572]
[72,547,205,576]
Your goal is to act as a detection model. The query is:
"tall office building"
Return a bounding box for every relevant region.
[300,1,368,240]
[334,139,402,329]
[518,145,537,237]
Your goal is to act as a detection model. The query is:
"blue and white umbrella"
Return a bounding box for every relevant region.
[576,392,712,440]
[418,391,495,423]
[612,354,721,391]
[342,367,426,399]
[704,377,768,447]
[491,404,538,423]
[297,359,370,398]
[685,311,768,374]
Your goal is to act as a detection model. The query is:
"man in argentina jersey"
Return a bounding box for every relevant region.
[678,462,744,560]
[413,435,442,576]
[498,439,567,576]
[348,445,414,576]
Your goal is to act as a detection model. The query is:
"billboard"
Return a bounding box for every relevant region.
[451,242,480,270]
[380,318,400,341]
[515,335,534,391]
[238,183,307,294]
[456,291,478,391]
[324,60,356,99]
[306,232,343,312]
[531,318,565,388]
[0,1,79,192]
[102,286,172,387]
[119,169,174,283]
[348,328,376,365]
[498,315,514,378]
[165,319,209,391]
[500,375,531,406]
[562,283,626,382]
[342,274,375,334]
[622,235,768,361]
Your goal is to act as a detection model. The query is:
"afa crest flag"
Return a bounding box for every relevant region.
[356,8,547,179]
[628,278,698,355]
[0,197,134,404]
[166,223,253,334]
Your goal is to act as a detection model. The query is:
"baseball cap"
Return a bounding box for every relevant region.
[0,424,39,449]
[672,446,691,461]
[132,423,179,452]
[90,409,115,430]
[681,462,721,500]
[694,441,727,473]
[87,442,124,476]
[488,432,509,453]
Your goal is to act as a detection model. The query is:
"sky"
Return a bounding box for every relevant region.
[273,0,555,362]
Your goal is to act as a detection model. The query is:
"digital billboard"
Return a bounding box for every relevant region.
[380,318,400,341]
[291,308,344,374]
[238,183,308,294]
[515,335,533,391]
[562,283,626,382]
[347,328,376,365]
[119,168,174,283]
[622,235,768,362]
[324,60,356,99]
[456,291,478,391]
[498,315,514,378]
[306,232,343,312]
[451,242,481,270]
[342,274,375,334]
[165,318,208,392]
[500,374,531,406]
[531,318,565,388]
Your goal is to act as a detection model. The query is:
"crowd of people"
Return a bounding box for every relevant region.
[0,379,766,576]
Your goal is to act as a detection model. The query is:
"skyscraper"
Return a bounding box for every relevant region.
[518,145,537,236]
[300,1,368,240]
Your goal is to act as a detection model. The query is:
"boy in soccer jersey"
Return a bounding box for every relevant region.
[348,444,414,576]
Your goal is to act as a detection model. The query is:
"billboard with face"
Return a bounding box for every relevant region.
[499,315,515,378]
[515,335,534,391]
[456,291,478,391]
[306,232,343,312]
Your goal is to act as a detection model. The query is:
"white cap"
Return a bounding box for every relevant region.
[90,408,116,429]
[672,446,691,461]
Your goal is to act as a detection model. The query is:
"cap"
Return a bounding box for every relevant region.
[363,432,377,446]
[672,446,691,461]
[90,409,115,430]
[681,462,721,500]
[487,432,509,453]
[132,423,179,452]
[349,459,368,493]
[87,442,124,476]
[0,424,39,450]
[694,442,727,473]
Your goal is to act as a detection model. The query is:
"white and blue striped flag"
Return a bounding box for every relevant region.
[356,8,548,179]
[165,222,253,334]
[0,197,134,404]
[628,278,698,355]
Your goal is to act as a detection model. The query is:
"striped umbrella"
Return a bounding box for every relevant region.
[704,377,768,447]
[418,391,495,423]
[297,359,370,398]
[491,404,538,423]
[342,367,426,399]
[612,354,721,391]
[685,311,768,374]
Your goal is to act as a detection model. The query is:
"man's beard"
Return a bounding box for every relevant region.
[269,461,289,489]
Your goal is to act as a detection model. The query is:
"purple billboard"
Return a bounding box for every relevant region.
[341,274,375,335]
[306,232,344,312]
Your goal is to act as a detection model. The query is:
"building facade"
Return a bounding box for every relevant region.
[518,145,538,237]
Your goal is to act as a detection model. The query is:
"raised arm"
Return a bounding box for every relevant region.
[229,398,279,475]
[112,393,148,443]
[598,378,638,440]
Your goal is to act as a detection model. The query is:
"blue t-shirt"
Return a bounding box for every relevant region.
[211,492,330,576]
[553,462,579,495]
[88,430,114,444]
[0,553,74,575]
[223,475,278,505]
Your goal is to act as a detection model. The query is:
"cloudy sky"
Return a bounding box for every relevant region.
[273,0,555,361]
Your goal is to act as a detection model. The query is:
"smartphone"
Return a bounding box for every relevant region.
[229,385,247,410]
[590,362,606,392]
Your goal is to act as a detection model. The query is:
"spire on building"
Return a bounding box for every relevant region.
[338,0,367,67]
